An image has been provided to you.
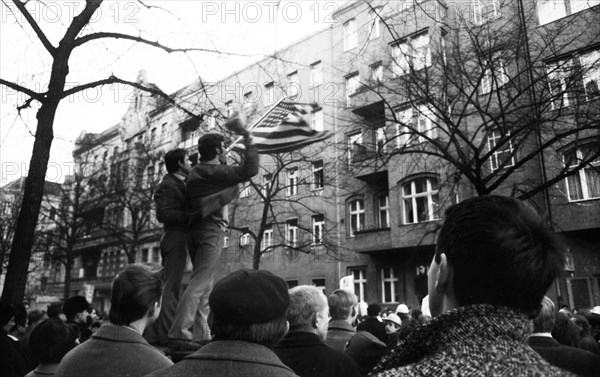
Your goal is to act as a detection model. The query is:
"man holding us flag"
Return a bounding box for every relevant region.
[167,111,259,350]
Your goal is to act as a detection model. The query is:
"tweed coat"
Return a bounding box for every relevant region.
[370,305,576,377]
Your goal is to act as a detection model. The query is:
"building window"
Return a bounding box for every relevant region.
[473,0,500,25]
[392,33,431,77]
[564,144,600,201]
[369,9,381,40]
[152,247,160,264]
[287,280,299,289]
[345,72,360,106]
[481,52,509,94]
[312,278,326,294]
[265,82,275,105]
[350,268,367,302]
[546,58,573,110]
[141,248,149,263]
[381,267,399,303]
[348,132,364,163]
[287,71,299,98]
[581,49,600,101]
[310,61,322,86]
[312,108,324,131]
[402,177,439,224]
[286,219,298,248]
[261,225,273,251]
[312,160,324,190]
[261,173,273,199]
[287,167,298,196]
[348,198,365,236]
[487,129,515,171]
[396,105,438,147]
[240,229,251,246]
[377,193,390,228]
[343,18,357,51]
[223,231,229,248]
[146,166,155,184]
[370,62,383,83]
[376,127,387,154]
[312,214,324,245]
[239,182,251,198]
[537,0,599,25]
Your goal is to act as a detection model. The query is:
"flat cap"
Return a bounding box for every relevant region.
[209,269,289,324]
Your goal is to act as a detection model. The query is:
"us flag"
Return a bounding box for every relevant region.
[246,100,332,154]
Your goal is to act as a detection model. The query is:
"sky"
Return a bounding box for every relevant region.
[0,0,348,186]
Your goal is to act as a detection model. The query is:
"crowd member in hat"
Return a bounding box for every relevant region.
[528,296,600,377]
[55,264,172,377]
[25,319,78,377]
[1,301,29,377]
[356,303,386,343]
[325,289,358,352]
[143,148,190,347]
[146,269,297,377]
[62,296,92,342]
[383,314,402,347]
[274,285,361,377]
[371,196,572,377]
[168,111,258,349]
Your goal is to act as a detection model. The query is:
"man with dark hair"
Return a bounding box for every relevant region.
[168,112,259,348]
[26,318,78,377]
[147,269,297,377]
[1,301,28,377]
[356,303,386,343]
[62,295,92,342]
[528,296,600,377]
[372,195,572,376]
[325,289,358,352]
[143,148,190,346]
[274,285,361,377]
[55,264,173,377]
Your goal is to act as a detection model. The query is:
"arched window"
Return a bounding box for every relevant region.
[402,176,439,224]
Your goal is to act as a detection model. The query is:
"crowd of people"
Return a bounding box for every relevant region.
[2,114,600,376]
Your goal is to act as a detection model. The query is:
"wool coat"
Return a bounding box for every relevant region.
[325,320,356,352]
[528,335,600,377]
[144,340,298,377]
[54,324,172,377]
[371,305,576,377]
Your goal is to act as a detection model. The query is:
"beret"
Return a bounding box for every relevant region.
[209,269,289,324]
[63,296,90,318]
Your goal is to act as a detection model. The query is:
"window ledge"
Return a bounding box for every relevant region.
[354,227,391,235]
[566,197,600,204]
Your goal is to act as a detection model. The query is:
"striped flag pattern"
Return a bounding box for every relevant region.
[248,101,332,154]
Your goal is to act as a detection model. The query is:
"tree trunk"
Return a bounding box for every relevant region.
[63,259,73,300]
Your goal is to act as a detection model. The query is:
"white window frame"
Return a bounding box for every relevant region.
[261,225,273,251]
[287,71,299,98]
[546,58,573,110]
[481,52,509,94]
[348,132,363,163]
[402,177,440,224]
[370,62,383,83]
[312,160,324,190]
[487,129,515,171]
[396,106,438,147]
[348,198,365,236]
[377,193,390,228]
[343,18,357,51]
[351,268,367,302]
[223,231,229,248]
[261,173,272,199]
[369,9,381,40]
[287,167,298,197]
[240,230,250,246]
[381,267,399,303]
[537,0,600,25]
[391,33,431,77]
[312,214,325,246]
[345,73,360,106]
[239,182,251,198]
[265,82,275,105]
[376,127,387,154]
[564,145,600,201]
[285,219,298,248]
[473,0,501,25]
[312,108,324,131]
[581,49,600,101]
[310,61,323,86]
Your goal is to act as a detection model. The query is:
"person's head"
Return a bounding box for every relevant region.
[109,263,163,326]
[328,289,358,323]
[12,303,27,336]
[383,313,402,334]
[552,311,580,347]
[62,296,90,324]
[198,133,226,162]
[396,303,409,320]
[572,314,592,337]
[532,296,555,333]
[47,302,65,322]
[27,310,47,329]
[429,195,564,318]
[164,148,190,175]
[0,301,16,332]
[208,269,290,347]
[287,286,329,341]
[367,303,381,317]
[29,319,78,364]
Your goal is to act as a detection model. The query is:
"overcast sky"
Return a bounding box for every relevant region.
[0,0,348,185]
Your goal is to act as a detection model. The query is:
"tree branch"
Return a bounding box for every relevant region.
[10,0,56,56]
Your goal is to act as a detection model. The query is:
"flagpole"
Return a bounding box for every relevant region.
[225,96,288,153]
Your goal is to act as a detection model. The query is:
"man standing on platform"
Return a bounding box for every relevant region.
[168,112,259,350]
[143,148,190,346]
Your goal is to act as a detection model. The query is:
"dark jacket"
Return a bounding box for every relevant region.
[345,330,387,377]
[145,340,298,377]
[528,335,600,377]
[325,320,356,352]
[372,305,576,377]
[274,331,361,377]
[154,174,187,231]
[356,317,387,343]
[0,330,28,377]
[54,324,172,377]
